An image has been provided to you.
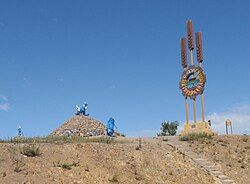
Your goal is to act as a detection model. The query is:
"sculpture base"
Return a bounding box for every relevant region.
[180,122,216,136]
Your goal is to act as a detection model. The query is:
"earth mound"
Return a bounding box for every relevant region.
[51,115,106,137]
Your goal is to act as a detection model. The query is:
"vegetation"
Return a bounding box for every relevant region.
[0,136,125,144]
[135,138,142,150]
[179,132,213,141]
[53,161,79,170]
[20,145,41,157]
[109,174,119,182]
[12,158,25,173]
[158,121,179,136]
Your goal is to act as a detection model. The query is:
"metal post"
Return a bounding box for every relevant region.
[185,97,189,124]
[190,50,194,65]
[226,123,228,135]
[193,98,197,123]
[201,94,205,122]
[199,62,205,122]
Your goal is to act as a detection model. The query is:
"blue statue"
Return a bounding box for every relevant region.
[18,126,23,137]
[75,102,89,116]
[106,118,117,137]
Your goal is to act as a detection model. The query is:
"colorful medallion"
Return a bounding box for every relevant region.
[179,65,206,99]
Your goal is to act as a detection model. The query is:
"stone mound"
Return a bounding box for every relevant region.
[51,115,106,137]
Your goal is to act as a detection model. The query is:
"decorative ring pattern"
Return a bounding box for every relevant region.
[179,66,206,99]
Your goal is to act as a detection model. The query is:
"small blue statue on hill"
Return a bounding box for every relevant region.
[18,126,24,137]
[75,102,89,116]
[106,117,117,137]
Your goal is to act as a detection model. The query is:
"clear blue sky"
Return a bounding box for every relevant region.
[0,0,250,138]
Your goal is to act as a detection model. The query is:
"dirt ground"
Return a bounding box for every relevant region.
[186,135,250,184]
[0,137,216,184]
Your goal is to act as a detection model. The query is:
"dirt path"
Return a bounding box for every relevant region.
[166,136,236,184]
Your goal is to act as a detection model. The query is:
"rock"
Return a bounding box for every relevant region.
[51,115,107,137]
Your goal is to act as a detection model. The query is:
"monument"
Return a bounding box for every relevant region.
[179,20,215,136]
[106,117,117,137]
[75,102,89,116]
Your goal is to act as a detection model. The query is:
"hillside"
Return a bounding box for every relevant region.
[0,137,216,184]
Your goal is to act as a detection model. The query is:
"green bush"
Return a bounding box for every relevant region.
[158,121,179,136]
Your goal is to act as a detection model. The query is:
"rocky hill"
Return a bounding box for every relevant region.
[51,115,106,137]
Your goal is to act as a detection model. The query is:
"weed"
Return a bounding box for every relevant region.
[2,172,6,177]
[109,174,119,182]
[53,161,79,170]
[0,136,118,144]
[20,145,41,157]
[179,133,213,141]
[62,163,72,170]
[135,138,142,150]
[12,158,25,173]
[84,165,90,172]
[242,136,248,142]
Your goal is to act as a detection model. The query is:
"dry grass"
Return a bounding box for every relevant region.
[0,136,124,144]
[20,145,41,157]
[180,133,213,141]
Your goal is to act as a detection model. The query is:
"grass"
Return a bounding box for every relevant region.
[20,145,41,157]
[135,138,142,150]
[53,161,79,170]
[242,136,248,142]
[0,136,124,144]
[12,158,25,173]
[179,133,213,141]
[109,174,119,182]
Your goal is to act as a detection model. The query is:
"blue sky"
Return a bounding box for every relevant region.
[0,0,249,138]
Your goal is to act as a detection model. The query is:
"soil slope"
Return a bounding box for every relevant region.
[0,137,215,184]
[187,135,250,184]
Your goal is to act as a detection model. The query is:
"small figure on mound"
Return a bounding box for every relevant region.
[106,117,117,137]
[75,102,89,116]
[18,126,24,137]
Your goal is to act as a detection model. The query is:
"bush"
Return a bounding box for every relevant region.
[20,145,41,157]
[158,121,179,136]
[179,133,213,141]
[109,174,119,182]
[53,161,79,170]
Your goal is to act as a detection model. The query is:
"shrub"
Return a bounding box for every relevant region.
[20,145,41,157]
[53,161,79,170]
[158,121,179,136]
[135,138,142,150]
[62,163,72,170]
[109,174,119,182]
[242,136,248,142]
[12,158,25,173]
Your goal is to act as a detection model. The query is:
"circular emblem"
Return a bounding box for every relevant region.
[179,66,206,99]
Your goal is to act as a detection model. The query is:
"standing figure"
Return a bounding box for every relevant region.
[75,105,81,115]
[82,102,89,116]
[106,118,117,137]
[18,126,23,137]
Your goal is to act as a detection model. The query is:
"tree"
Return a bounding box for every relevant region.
[158,121,179,136]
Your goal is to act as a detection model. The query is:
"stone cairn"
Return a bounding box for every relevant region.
[51,115,107,137]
